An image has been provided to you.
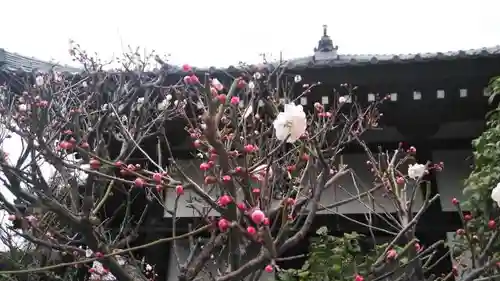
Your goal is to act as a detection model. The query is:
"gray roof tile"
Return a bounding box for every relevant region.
[282,45,500,69]
[0,48,81,73]
[173,45,500,74]
[2,45,500,75]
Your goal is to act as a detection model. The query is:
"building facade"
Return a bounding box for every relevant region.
[1,27,500,280]
[159,27,500,280]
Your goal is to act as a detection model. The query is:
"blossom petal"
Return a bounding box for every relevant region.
[491,183,500,206]
[273,103,306,143]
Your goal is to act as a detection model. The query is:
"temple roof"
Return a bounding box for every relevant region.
[1,26,500,74]
[0,48,81,73]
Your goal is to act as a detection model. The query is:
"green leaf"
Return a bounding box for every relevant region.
[297,271,310,278]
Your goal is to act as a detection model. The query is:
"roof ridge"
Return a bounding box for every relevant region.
[0,48,81,73]
[2,45,500,74]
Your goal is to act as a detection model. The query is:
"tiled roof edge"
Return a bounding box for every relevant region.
[2,45,500,75]
[0,48,81,73]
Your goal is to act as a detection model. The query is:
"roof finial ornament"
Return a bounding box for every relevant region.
[314,24,339,62]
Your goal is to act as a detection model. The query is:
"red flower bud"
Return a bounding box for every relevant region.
[217,94,227,104]
[134,178,145,187]
[396,177,405,185]
[176,185,184,195]
[488,220,496,229]
[152,173,162,183]
[218,219,229,232]
[89,159,100,170]
[464,214,472,222]
[218,195,232,207]
[247,226,256,235]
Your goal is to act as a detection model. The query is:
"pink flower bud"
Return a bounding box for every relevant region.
[230,96,240,105]
[386,249,397,260]
[244,144,255,153]
[176,185,184,195]
[251,210,265,224]
[218,195,232,207]
[355,275,364,281]
[218,219,229,232]
[152,173,162,183]
[134,178,145,187]
[199,162,210,171]
[247,226,256,235]
[237,202,246,211]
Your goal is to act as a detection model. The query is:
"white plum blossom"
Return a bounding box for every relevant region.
[53,72,62,82]
[85,248,118,281]
[64,153,81,165]
[35,76,44,86]
[212,78,224,91]
[116,255,126,265]
[82,81,88,88]
[90,261,116,281]
[75,164,90,184]
[253,72,262,80]
[491,182,500,207]
[157,99,169,110]
[248,81,255,90]
[408,164,426,180]
[61,154,89,184]
[85,248,93,258]
[243,105,253,119]
[338,96,347,104]
[294,75,302,83]
[253,164,273,181]
[166,94,173,101]
[18,104,27,112]
[25,215,37,225]
[135,97,145,111]
[196,100,204,109]
[273,103,307,143]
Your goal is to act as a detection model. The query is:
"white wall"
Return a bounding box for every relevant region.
[434,150,473,211]
[318,154,423,214]
[166,155,424,218]
[163,160,281,218]
[166,240,274,281]
[164,159,219,218]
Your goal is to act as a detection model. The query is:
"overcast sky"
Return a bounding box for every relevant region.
[1,0,499,68]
